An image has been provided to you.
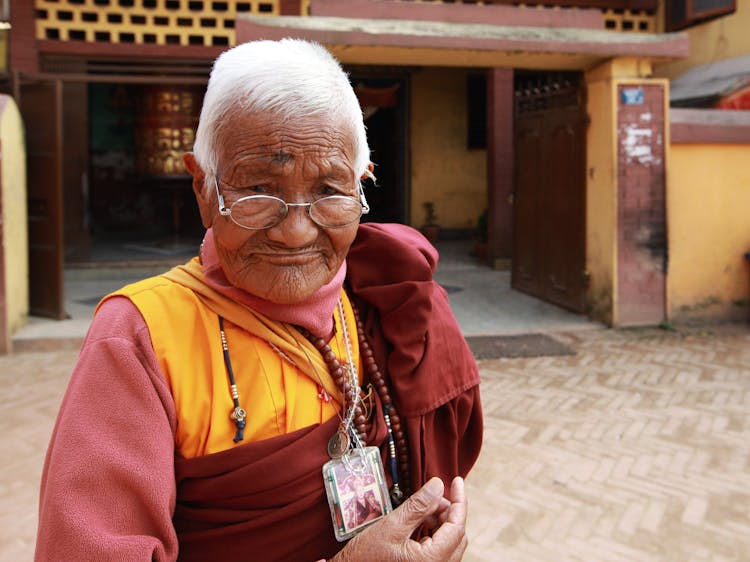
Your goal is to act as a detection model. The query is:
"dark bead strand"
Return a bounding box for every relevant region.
[349,304,411,497]
[297,328,370,439]
[299,310,411,498]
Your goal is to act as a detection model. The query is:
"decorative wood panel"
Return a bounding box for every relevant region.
[512,72,587,313]
[34,0,283,47]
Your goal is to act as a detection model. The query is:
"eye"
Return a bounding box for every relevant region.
[248,185,267,194]
[320,185,340,197]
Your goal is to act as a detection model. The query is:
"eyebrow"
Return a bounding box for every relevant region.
[272,150,293,165]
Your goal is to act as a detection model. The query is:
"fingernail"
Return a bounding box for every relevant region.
[424,477,443,496]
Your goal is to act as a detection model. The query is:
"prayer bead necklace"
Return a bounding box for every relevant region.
[218,297,411,504]
[299,299,411,503]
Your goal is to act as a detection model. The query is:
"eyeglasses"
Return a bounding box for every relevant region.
[214,178,370,230]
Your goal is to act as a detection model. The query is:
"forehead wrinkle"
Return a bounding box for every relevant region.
[220,118,357,182]
[300,153,355,184]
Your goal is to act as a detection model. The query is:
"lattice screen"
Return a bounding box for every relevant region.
[603,8,655,32]
[34,0,281,46]
[35,0,658,44]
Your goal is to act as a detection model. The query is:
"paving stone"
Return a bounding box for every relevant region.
[3,324,750,560]
[464,324,750,562]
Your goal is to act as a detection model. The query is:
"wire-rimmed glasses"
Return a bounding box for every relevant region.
[214,177,370,230]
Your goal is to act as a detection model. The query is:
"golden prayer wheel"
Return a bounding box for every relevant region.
[135,85,203,177]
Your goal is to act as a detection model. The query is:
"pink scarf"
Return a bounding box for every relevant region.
[199,228,345,339]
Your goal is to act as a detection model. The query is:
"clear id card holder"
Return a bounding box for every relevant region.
[322,446,393,541]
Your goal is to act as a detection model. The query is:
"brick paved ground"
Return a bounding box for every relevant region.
[465,324,750,562]
[2,324,750,561]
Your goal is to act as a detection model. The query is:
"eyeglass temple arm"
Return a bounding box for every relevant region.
[214,177,231,216]
[359,185,370,215]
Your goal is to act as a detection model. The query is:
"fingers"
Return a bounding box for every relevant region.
[333,478,467,562]
[446,476,467,526]
[387,477,445,535]
[420,477,468,557]
[422,496,452,531]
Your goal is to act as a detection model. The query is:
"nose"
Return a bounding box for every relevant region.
[264,203,319,246]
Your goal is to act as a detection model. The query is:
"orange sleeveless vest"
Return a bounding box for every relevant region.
[106,276,361,458]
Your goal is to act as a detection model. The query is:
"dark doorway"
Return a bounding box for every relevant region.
[350,75,408,224]
[512,71,587,313]
[85,82,204,262]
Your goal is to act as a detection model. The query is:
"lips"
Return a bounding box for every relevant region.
[258,251,320,265]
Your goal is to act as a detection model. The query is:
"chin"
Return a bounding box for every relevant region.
[240,267,332,304]
[257,284,317,304]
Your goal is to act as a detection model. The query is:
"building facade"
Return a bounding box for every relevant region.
[0,0,746,347]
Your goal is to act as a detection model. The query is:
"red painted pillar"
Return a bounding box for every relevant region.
[616,83,667,325]
[9,0,39,73]
[486,67,513,265]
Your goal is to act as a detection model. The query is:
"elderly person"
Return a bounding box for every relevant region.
[36,39,482,561]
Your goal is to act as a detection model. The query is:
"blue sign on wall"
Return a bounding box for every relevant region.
[621,87,644,105]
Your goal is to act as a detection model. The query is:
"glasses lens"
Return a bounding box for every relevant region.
[310,196,363,227]
[230,195,286,229]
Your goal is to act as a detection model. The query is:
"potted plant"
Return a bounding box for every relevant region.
[420,201,440,244]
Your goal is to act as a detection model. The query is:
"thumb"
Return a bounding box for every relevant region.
[388,477,445,533]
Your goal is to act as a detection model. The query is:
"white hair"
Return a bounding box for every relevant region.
[192,39,372,190]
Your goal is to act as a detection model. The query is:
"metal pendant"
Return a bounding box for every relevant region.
[390,484,404,506]
[327,428,350,459]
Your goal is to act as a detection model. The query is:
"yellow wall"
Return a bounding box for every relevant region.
[652,2,750,322]
[410,67,486,230]
[655,0,750,79]
[668,143,750,321]
[0,96,28,337]
[584,63,617,325]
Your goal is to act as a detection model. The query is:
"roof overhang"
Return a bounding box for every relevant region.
[236,15,689,71]
[671,53,750,105]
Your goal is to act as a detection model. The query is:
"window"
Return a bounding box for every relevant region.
[666,0,736,31]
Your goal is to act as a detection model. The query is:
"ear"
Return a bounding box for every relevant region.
[184,152,213,229]
[360,162,375,180]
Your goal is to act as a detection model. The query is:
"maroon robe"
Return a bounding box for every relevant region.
[36,223,482,562]
[172,224,482,561]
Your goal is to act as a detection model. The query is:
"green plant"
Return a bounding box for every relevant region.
[476,208,488,243]
[422,201,438,226]
[658,320,676,332]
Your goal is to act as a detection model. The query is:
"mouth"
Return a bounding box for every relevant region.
[257,251,320,266]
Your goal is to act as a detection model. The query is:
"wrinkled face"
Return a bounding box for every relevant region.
[188,110,361,304]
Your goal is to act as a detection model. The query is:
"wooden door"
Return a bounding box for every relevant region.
[512,72,587,313]
[512,114,542,297]
[20,80,66,319]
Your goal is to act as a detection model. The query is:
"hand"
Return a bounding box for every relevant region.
[329,476,468,562]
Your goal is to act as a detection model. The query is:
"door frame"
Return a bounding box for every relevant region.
[18,75,66,319]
